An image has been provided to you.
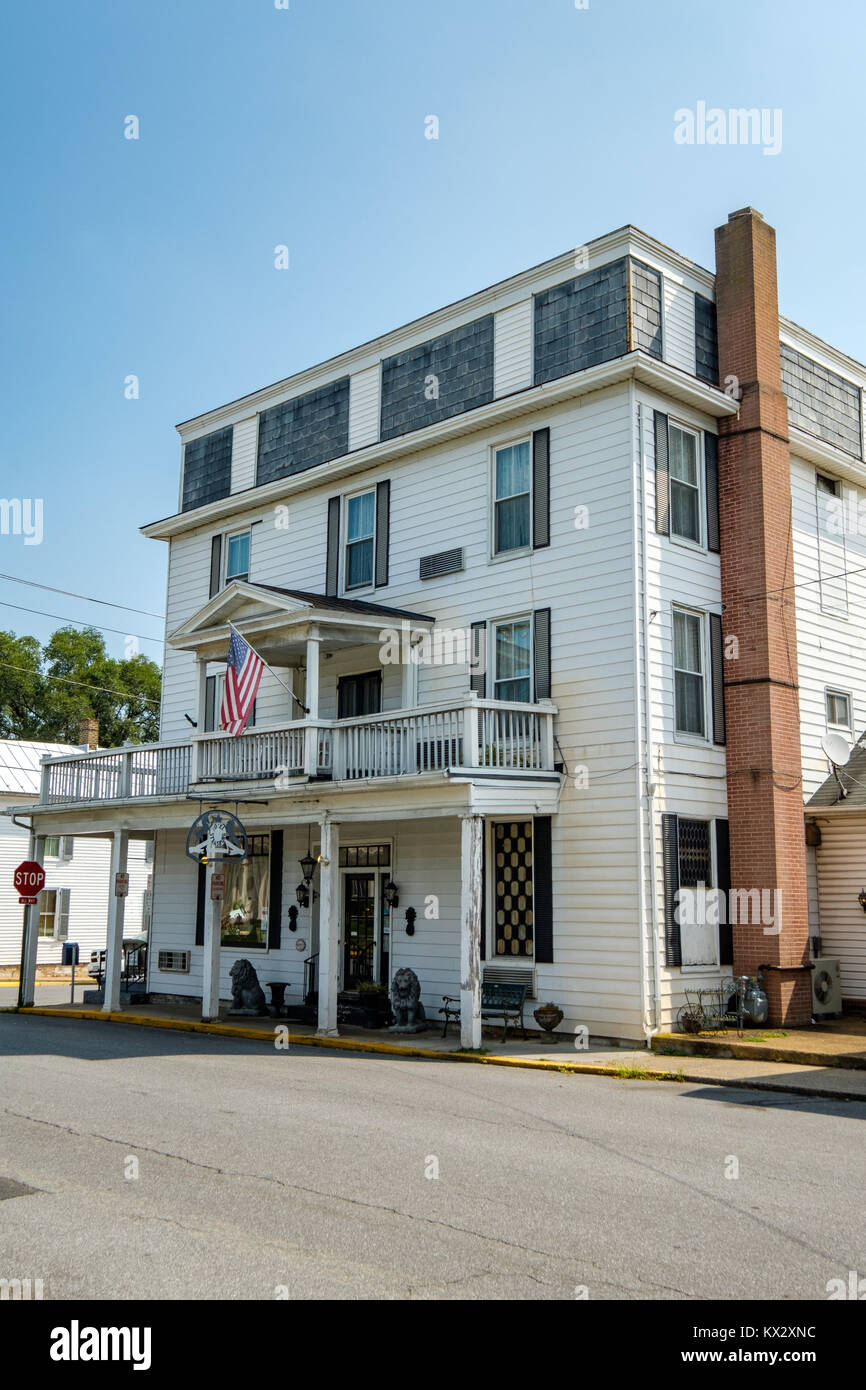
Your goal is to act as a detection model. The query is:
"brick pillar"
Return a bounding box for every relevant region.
[714,207,812,1026]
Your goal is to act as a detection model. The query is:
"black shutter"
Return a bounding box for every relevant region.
[375,479,390,587]
[710,612,726,745]
[715,819,732,966]
[662,812,681,967]
[533,816,553,963]
[705,431,720,553]
[533,608,551,700]
[470,621,486,696]
[654,411,670,536]
[326,496,341,596]
[268,830,283,950]
[195,863,206,947]
[532,427,550,549]
[209,534,223,598]
[204,675,217,733]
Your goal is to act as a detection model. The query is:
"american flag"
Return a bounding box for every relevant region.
[219,627,264,736]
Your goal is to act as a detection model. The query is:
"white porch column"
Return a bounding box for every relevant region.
[401,635,419,709]
[316,815,340,1036]
[460,814,484,1049]
[303,629,321,776]
[201,860,222,1022]
[18,833,45,1009]
[102,828,129,1013]
[192,657,209,781]
[305,628,320,719]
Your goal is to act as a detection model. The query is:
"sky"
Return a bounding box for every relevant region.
[1,0,864,663]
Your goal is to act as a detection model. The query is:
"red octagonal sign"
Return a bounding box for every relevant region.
[14,860,46,903]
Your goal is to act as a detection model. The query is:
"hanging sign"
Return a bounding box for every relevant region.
[185,810,248,864]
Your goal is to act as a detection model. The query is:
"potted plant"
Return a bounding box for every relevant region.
[533,1000,564,1034]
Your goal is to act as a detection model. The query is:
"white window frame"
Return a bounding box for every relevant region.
[676,816,721,973]
[490,436,532,561]
[672,604,709,744]
[667,420,704,551]
[491,613,533,704]
[343,487,376,593]
[825,687,853,738]
[224,527,251,585]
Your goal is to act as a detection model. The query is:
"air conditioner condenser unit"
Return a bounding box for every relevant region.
[811,957,842,1017]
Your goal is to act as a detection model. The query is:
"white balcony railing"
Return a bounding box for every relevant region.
[37,698,557,806]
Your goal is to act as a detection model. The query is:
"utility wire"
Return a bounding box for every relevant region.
[0,659,161,705]
[0,571,164,620]
[0,599,163,645]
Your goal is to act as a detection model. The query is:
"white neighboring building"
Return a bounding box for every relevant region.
[0,740,151,967]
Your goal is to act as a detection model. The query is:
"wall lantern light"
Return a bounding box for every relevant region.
[383,880,400,909]
[858,889,866,914]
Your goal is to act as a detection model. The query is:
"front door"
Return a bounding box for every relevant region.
[343,872,376,988]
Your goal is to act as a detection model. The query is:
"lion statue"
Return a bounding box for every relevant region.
[390,967,428,1033]
[227,958,268,1016]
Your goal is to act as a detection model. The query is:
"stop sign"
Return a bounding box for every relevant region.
[14,861,46,901]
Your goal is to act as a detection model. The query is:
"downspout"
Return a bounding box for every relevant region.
[633,389,662,1044]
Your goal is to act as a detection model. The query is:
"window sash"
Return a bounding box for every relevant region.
[669,426,701,543]
[826,690,851,729]
[225,530,250,582]
[494,619,532,702]
[494,442,531,554]
[674,610,706,737]
[38,889,57,939]
[345,492,375,588]
[221,836,270,949]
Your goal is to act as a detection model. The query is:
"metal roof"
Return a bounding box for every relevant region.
[0,740,77,797]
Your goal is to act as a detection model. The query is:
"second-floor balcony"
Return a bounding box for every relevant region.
[37,696,558,809]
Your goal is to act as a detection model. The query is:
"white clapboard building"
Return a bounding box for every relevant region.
[0,739,150,968]
[11,207,866,1040]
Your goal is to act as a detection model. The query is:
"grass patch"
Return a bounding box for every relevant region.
[742,1031,789,1042]
[612,1065,656,1080]
[453,1047,491,1056]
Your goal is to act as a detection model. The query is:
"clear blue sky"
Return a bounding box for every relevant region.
[1,0,863,660]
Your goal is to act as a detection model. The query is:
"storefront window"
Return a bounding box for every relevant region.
[220,834,270,948]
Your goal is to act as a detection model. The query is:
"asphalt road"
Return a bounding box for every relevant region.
[1,1013,864,1300]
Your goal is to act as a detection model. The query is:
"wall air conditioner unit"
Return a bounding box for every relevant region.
[811,957,842,1017]
[157,950,191,974]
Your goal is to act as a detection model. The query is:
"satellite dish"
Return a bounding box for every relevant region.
[822,731,852,767]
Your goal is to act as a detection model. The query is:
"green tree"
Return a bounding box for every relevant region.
[0,626,161,746]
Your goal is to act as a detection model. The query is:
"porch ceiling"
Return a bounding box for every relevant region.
[167,581,435,663]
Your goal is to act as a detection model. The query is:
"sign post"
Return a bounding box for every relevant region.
[185,810,248,1022]
[16,845,45,1009]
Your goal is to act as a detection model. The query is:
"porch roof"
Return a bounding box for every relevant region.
[167,580,435,662]
[808,733,866,809]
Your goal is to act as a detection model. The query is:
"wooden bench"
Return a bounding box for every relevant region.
[439,981,528,1041]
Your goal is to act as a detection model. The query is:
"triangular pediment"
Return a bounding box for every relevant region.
[168,582,314,646]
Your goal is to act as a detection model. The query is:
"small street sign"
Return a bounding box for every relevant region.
[14,860,45,906]
[115,872,130,898]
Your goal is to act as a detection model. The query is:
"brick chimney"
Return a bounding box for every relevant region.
[714,207,812,1025]
[78,718,99,750]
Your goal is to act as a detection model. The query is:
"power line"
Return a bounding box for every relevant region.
[0,659,161,705]
[0,599,163,645]
[0,571,164,620]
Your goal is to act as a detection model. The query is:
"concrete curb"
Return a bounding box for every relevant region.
[12,1006,866,1101]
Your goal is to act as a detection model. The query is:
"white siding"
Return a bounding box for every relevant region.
[494,299,532,398]
[791,452,866,799]
[663,276,696,375]
[231,416,258,494]
[348,365,380,452]
[813,812,866,1001]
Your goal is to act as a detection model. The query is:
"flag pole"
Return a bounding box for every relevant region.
[228,621,309,716]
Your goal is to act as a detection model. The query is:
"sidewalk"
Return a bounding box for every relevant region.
[12,997,866,1102]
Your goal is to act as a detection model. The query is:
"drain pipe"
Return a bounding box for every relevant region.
[635,395,662,1045]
